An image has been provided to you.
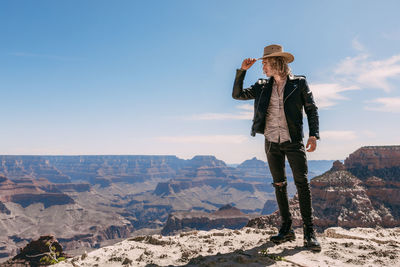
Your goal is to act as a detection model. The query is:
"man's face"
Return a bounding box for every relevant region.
[262,59,274,77]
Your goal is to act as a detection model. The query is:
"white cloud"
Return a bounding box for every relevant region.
[335,53,400,92]
[365,97,400,113]
[187,104,253,120]
[156,135,248,144]
[320,130,357,141]
[312,39,400,109]
[310,83,359,109]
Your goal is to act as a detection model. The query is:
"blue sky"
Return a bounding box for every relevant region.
[1,0,399,163]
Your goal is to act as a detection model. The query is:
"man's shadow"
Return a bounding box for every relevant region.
[145,240,312,267]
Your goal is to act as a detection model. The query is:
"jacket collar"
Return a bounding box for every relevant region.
[268,74,295,84]
[265,74,298,101]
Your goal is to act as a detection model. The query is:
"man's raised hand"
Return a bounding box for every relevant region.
[241,58,257,70]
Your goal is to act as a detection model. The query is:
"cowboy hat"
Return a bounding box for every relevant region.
[258,44,294,63]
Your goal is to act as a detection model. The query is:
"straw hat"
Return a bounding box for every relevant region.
[258,44,294,63]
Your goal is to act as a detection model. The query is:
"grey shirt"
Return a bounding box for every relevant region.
[264,78,291,143]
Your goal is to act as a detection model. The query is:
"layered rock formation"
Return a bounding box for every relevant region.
[0,155,187,184]
[0,176,76,208]
[0,156,71,183]
[153,171,271,196]
[47,155,186,183]
[130,157,275,231]
[345,145,400,170]
[344,146,400,220]
[0,155,334,185]
[153,156,274,199]
[311,169,391,228]
[345,145,400,180]
[248,146,400,230]
[161,204,258,235]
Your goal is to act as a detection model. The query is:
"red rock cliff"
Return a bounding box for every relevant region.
[344,145,400,171]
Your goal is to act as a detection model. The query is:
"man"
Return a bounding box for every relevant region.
[232,44,321,251]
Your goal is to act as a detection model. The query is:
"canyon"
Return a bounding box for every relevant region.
[2,145,399,262]
[0,154,333,260]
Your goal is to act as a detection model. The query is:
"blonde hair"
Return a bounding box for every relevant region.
[265,56,291,78]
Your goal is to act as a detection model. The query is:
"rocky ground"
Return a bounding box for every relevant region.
[54,226,400,267]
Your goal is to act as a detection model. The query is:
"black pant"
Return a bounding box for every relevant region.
[265,139,313,227]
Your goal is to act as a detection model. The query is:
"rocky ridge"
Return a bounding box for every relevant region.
[0,155,188,184]
[249,146,400,230]
[2,235,67,267]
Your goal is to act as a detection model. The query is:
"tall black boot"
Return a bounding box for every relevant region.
[270,182,295,244]
[270,220,295,244]
[303,224,321,251]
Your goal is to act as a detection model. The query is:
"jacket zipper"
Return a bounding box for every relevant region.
[283,84,297,104]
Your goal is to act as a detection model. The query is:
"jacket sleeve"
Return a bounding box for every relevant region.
[301,78,320,139]
[232,69,258,100]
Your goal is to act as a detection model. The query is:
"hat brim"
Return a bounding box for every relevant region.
[258,52,294,63]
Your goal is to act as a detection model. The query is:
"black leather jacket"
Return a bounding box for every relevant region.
[232,69,319,141]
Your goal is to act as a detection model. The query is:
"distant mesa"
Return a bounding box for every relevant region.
[344,145,400,180]
[0,156,71,183]
[187,155,227,168]
[236,157,271,183]
[211,204,245,216]
[344,145,400,170]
